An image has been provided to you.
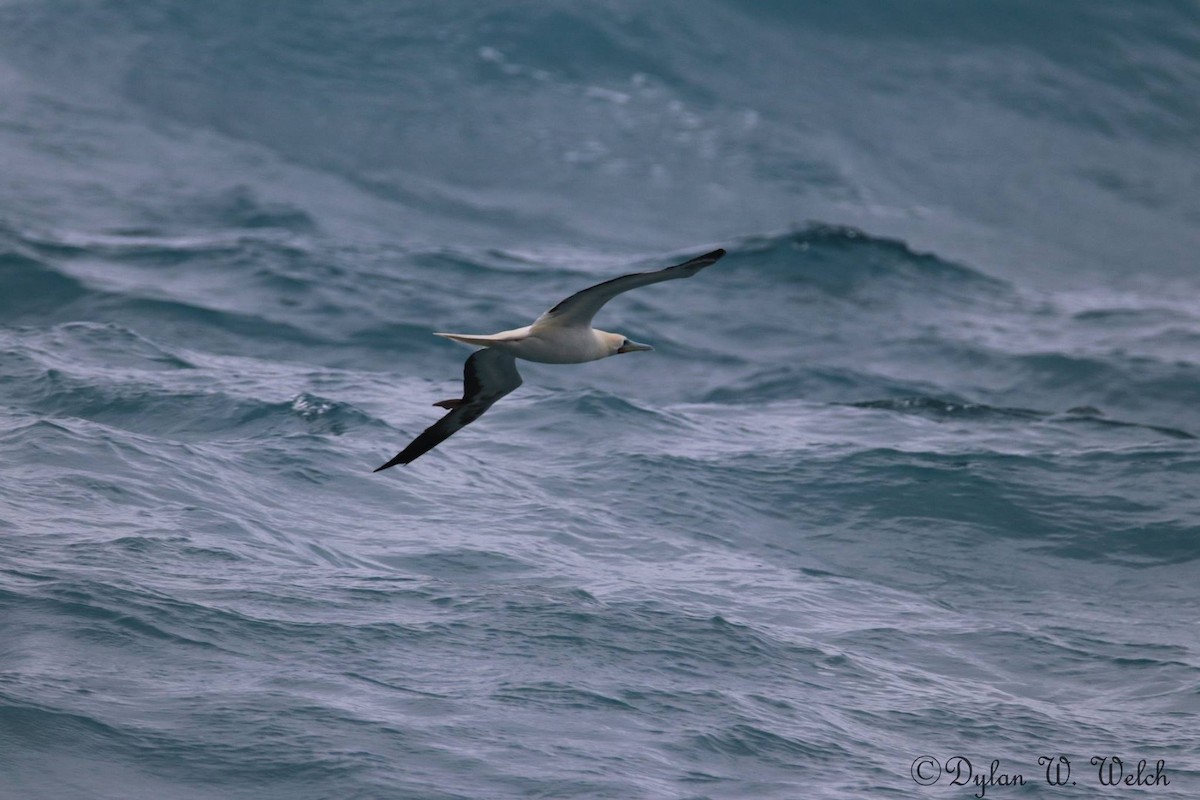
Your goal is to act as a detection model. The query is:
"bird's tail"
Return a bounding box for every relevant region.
[434,332,518,348]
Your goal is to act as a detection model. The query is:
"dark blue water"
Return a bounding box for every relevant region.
[2,2,1198,798]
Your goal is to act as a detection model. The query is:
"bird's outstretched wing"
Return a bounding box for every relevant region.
[374,348,523,471]
[532,248,726,330]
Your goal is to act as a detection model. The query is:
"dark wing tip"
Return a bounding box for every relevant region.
[373,456,406,472]
[684,248,726,268]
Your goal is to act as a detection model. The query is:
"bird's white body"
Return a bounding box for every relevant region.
[374,248,726,470]
[436,324,624,364]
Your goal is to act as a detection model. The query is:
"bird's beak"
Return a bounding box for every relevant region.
[617,340,654,354]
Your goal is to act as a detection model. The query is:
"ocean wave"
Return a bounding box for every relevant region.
[1,373,377,443]
[850,396,1195,439]
[0,325,381,441]
[728,224,1009,298]
[0,250,90,315]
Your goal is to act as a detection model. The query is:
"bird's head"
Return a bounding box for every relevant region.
[600,330,654,357]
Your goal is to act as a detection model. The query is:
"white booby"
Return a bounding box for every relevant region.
[374,247,726,470]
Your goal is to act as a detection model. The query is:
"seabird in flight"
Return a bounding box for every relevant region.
[374,247,726,471]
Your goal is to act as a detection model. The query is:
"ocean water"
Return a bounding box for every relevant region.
[2,1,1199,798]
